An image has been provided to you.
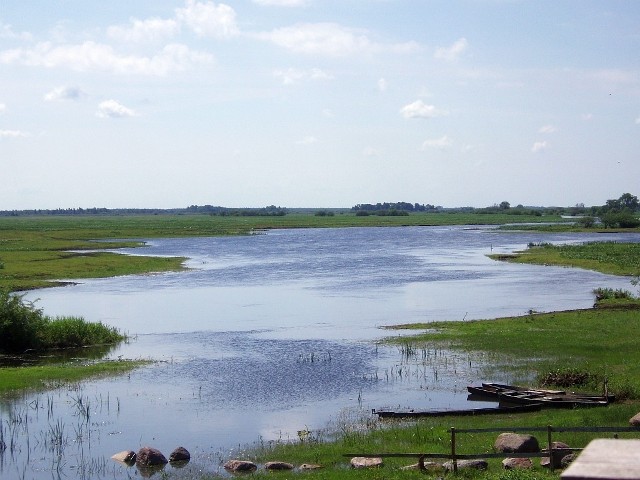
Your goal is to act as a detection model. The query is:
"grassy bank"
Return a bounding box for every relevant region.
[0,212,558,291]
[0,360,148,394]
[491,241,640,277]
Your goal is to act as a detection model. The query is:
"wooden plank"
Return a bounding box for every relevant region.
[562,439,640,480]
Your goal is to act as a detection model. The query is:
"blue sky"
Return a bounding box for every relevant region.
[1,0,639,209]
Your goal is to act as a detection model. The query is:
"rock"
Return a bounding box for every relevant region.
[561,453,578,468]
[111,450,136,465]
[401,460,443,471]
[502,457,533,469]
[630,412,640,426]
[350,457,383,468]
[494,433,540,453]
[223,459,257,472]
[541,441,572,469]
[169,446,191,463]
[299,463,323,470]
[265,461,294,470]
[136,447,168,466]
[443,459,488,471]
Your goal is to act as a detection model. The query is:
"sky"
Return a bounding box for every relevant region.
[1,0,639,210]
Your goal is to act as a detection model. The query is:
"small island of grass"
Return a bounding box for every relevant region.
[0,290,142,394]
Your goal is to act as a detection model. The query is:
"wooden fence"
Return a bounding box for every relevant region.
[345,424,640,473]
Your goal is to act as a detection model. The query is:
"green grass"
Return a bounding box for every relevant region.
[0,360,149,394]
[491,241,640,276]
[387,303,640,397]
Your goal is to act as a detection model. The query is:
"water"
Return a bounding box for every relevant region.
[3,226,638,479]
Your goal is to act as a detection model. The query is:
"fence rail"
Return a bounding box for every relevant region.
[345,424,640,473]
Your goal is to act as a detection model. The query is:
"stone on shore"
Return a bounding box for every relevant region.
[443,459,488,471]
[224,459,258,472]
[350,456,383,468]
[494,432,540,453]
[265,461,294,470]
[502,457,533,469]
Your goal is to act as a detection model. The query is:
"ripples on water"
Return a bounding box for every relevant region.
[4,226,639,478]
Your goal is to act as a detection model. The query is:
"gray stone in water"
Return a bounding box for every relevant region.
[494,432,540,453]
[111,450,136,465]
[136,447,168,466]
[224,459,258,472]
[169,446,191,463]
[264,461,294,470]
[350,456,383,468]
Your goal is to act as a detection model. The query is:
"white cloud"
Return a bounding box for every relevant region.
[635,116,640,125]
[0,22,33,41]
[0,103,6,114]
[400,100,448,119]
[363,146,379,157]
[377,78,387,92]
[0,129,28,138]
[531,140,548,153]
[0,41,213,76]
[582,113,593,121]
[107,17,179,43]
[96,100,137,118]
[175,0,238,39]
[422,135,452,149]
[296,135,317,145]
[538,124,557,134]
[434,37,468,62]
[44,86,84,101]
[273,67,333,85]
[253,0,308,6]
[259,22,418,57]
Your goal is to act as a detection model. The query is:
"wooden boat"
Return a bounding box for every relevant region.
[467,382,613,408]
[372,403,542,418]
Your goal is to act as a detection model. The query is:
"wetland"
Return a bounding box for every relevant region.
[2,223,640,478]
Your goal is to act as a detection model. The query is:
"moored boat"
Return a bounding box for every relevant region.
[372,403,542,418]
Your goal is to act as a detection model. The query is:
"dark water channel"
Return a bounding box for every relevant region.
[4,226,639,479]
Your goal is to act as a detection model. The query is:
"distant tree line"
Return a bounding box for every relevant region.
[351,202,442,213]
[185,205,287,216]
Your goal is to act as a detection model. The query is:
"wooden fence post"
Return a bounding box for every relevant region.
[548,424,554,473]
[451,426,457,473]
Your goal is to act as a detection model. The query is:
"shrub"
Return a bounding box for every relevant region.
[0,290,125,353]
[593,287,635,302]
[0,290,47,353]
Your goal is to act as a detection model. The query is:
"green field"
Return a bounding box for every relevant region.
[491,241,640,276]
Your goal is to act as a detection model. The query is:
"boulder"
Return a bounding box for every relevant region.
[111,450,136,465]
[223,459,257,472]
[350,457,383,468]
[299,463,323,470]
[169,446,191,463]
[541,441,572,469]
[265,461,294,470]
[561,453,578,468]
[502,457,533,469]
[629,412,640,426]
[443,459,488,471]
[136,447,168,466]
[494,433,540,453]
[401,460,443,471]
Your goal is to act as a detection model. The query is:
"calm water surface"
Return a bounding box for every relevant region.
[4,226,638,479]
